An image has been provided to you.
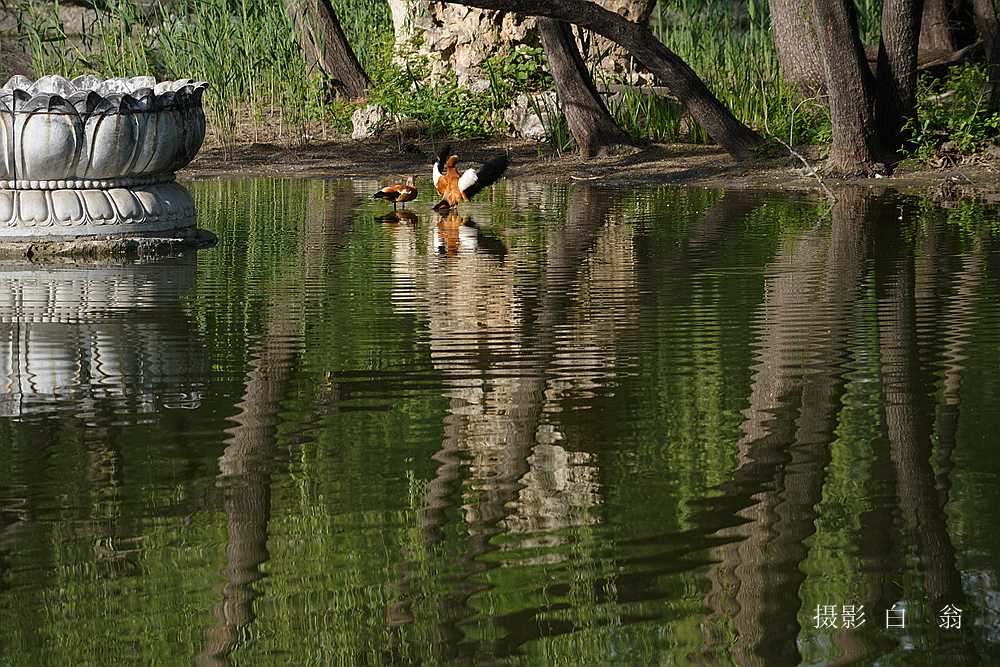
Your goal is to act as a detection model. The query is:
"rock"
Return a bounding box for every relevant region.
[467,78,491,94]
[388,1,653,90]
[504,91,560,141]
[0,43,33,81]
[351,104,391,141]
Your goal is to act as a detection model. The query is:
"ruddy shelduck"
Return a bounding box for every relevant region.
[373,176,418,210]
[432,146,508,211]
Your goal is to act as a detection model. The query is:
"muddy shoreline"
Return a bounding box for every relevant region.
[181,138,1000,200]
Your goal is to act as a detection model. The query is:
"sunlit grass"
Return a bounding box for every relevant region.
[13,0,992,155]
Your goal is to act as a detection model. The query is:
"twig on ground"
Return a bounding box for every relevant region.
[759,80,836,202]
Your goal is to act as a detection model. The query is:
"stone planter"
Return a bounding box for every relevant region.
[0,75,208,247]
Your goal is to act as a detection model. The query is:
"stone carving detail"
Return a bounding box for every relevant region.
[0,183,195,238]
[0,75,205,236]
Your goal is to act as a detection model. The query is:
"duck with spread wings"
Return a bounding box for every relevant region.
[432,146,509,211]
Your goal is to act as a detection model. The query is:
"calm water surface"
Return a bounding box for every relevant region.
[2,179,999,665]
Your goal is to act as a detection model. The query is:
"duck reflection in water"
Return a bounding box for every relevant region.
[377,209,418,225]
[434,210,506,258]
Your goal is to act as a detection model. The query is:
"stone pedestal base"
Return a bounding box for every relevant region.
[0,182,196,241]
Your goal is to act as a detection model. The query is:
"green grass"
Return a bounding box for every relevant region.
[648,0,831,146]
[10,0,997,156]
[14,0,347,152]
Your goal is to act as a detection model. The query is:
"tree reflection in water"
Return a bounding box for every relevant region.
[0,181,997,665]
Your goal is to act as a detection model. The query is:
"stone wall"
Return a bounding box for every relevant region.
[387,0,654,88]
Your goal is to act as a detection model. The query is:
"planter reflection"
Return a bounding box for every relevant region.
[0,257,209,417]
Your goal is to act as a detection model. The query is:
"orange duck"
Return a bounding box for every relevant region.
[434,211,507,258]
[432,146,508,211]
[373,176,417,210]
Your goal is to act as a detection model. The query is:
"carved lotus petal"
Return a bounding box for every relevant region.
[1,92,12,181]
[3,75,34,92]
[30,75,77,96]
[2,75,207,184]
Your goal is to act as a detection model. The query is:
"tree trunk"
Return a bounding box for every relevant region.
[637,0,658,24]
[282,0,371,98]
[768,0,827,95]
[971,0,1000,111]
[447,0,764,160]
[810,0,882,172]
[538,19,633,156]
[920,0,958,51]
[875,0,924,143]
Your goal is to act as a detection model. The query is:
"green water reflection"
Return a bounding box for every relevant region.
[1,179,999,665]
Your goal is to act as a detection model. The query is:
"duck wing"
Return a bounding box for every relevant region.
[432,145,451,193]
[459,155,509,200]
[373,184,401,200]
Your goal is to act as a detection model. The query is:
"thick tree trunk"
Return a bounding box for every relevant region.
[972,0,999,54]
[875,0,924,143]
[920,0,959,51]
[282,0,371,98]
[810,0,882,172]
[971,0,1000,111]
[447,0,764,160]
[768,0,827,95]
[538,19,633,156]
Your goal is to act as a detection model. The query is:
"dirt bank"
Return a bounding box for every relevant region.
[182,137,1000,200]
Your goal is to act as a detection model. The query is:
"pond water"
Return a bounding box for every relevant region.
[1,179,999,665]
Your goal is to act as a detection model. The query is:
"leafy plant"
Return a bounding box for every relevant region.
[484,44,553,93]
[903,62,1000,159]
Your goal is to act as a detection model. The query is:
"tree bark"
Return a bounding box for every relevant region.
[282,0,371,98]
[920,0,959,51]
[971,0,1000,111]
[637,0,658,24]
[446,0,764,160]
[810,0,882,172]
[537,19,633,156]
[768,0,827,95]
[875,0,924,143]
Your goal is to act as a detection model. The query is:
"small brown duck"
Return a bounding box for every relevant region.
[373,176,417,210]
[432,146,508,211]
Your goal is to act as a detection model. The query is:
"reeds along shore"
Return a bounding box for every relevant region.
[12,0,998,159]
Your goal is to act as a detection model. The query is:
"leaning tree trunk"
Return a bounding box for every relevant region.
[769,0,827,95]
[282,0,370,98]
[538,19,633,156]
[971,0,1000,111]
[811,0,882,172]
[875,0,924,143]
[448,0,764,160]
[920,0,958,51]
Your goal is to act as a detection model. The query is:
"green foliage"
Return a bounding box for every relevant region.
[367,55,494,138]
[485,44,553,92]
[903,62,1000,159]
[606,87,684,144]
[329,0,394,73]
[648,0,833,147]
[368,44,553,139]
[13,0,377,151]
[14,0,993,159]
